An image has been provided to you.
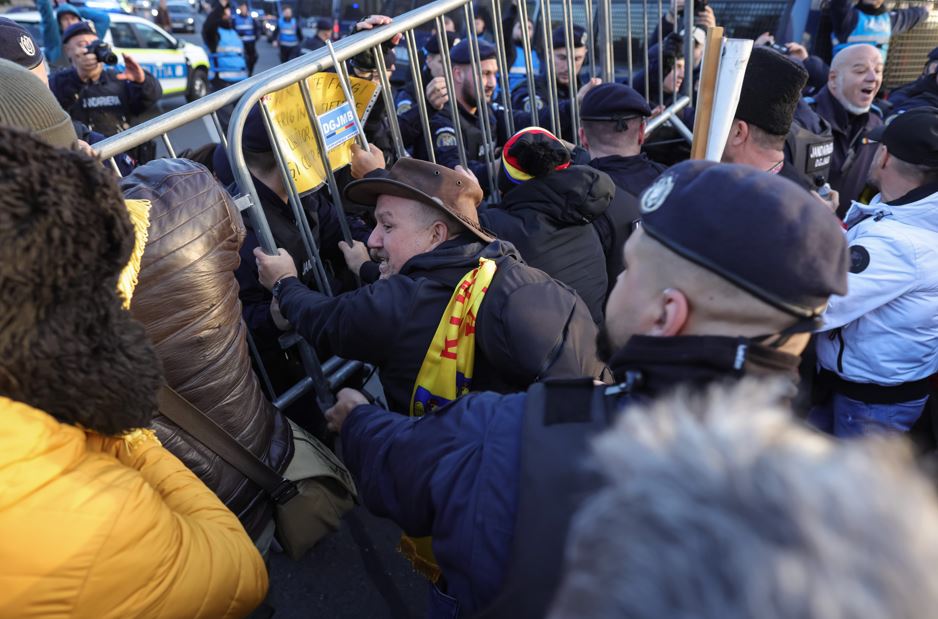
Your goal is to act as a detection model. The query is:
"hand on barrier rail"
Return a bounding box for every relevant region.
[354,14,403,47]
[324,388,370,433]
[351,143,386,179]
[73,139,99,160]
[116,54,146,84]
[339,240,371,275]
[576,77,603,106]
[425,76,449,111]
[270,298,292,331]
[254,247,298,291]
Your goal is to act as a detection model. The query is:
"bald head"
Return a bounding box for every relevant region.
[829,44,883,114]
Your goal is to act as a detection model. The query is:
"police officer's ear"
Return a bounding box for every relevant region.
[727,119,750,148]
[651,288,690,337]
[638,118,647,146]
[577,126,590,150]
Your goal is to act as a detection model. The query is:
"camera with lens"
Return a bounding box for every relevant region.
[85,39,119,65]
[764,41,791,55]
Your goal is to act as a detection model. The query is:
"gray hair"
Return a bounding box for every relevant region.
[548,380,938,619]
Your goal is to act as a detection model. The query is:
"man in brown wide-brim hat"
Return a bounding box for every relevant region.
[254,155,604,415]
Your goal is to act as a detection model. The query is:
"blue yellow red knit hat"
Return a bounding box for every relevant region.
[500,127,571,193]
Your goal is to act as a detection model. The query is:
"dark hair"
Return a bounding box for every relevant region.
[0,127,163,435]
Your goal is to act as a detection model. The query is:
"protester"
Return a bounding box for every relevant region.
[0,125,268,618]
[233,1,260,75]
[323,161,848,617]
[273,5,303,63]
[578,83,666,292]
[796,43,883,216]
[829,0,929,62]
[549,380,938,619]
[722,47,823,190]
[481,127,611,323]
[511,25,589,141]
[810,107,938,436]
[50,21,162,161]
[632,32,685,106]
[254,157,604,416]
[36,0,110,67]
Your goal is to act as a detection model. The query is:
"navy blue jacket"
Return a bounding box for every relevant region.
[341,335,801,617]
[829,0,927,57]
[277,236,604,412]
[50,67,162,137]
[888,74,938,114]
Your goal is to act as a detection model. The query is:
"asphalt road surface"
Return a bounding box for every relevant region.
[136,15,428,619]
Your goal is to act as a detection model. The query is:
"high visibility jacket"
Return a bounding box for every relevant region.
[0,397,268,618]
[233,13,257,42]
[833,9,892,59]
[278,17,299,46]
[214,27,248,82]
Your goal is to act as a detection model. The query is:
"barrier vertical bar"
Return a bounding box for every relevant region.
[584,0,596,79]
[298,78,355,246]
[657,0,664,109]
[684,0,694,99]
[161,133,177,158]
[405,30,437,162]
[109,158,122,176]
[538,0,560,135]
[626,0,633,81]
[374,46,409,161]
[258,103,333,296]
[515,0,540,127]
[435,16,470,169]
[642,0,650,99]
[561,0,580,144]
[490,0,515,137]
[326,40,371,151]
[465,1,500,199]
[599,0,613,82]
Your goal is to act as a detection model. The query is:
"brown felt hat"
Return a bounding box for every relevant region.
[344,158,494,243]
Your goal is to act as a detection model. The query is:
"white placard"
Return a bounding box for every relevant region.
[704,38,753,162]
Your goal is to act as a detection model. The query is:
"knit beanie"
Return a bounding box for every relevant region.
[735,47,808,136]
[499,127,571,194]
[0,59,77,149]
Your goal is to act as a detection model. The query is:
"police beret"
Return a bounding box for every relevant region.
[552,24,587,49]
[581,83,651,123]
[867,107,938,167]
[450,38,497,64]
[315,18,332,31]
[62,20,97,46]
[735,47,808,136]
[0,17,43,70]
[638,160,848,319]
[424,31,459,55]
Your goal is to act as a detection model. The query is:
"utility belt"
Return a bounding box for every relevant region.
[817,369,931,404]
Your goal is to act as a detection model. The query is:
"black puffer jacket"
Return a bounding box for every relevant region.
[277,236,605,412]
[122,159,293,542]
[481,165,614,323]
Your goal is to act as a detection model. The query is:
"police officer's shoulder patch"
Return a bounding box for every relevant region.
[640,174,674,213]
[396,100,413,115]
[435,129,457,148]
[849,245,870,274]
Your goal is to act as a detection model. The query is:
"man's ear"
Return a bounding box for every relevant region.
[452,65,464,84]
[429,220,451,246]
[577,126,589,150]
[729,119,748,147]
[828,68,838,90]
[638,119,647,146]
[649,288,689,337]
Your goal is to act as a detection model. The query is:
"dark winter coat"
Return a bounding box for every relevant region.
[340,334,802,618]
[121,159,293,542]
[50,67,162,138]
[481,166,614,323]
[277,236,605,412]
[889,74,938,114]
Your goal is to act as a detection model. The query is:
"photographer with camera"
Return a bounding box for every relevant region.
[50,21,161,161]
[650,0,716,44]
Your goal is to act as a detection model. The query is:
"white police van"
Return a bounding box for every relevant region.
[8,11,211,101]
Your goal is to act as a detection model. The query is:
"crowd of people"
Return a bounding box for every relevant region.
[2,0,938,617]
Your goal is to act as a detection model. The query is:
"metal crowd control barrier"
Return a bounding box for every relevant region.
[94,0,697,412]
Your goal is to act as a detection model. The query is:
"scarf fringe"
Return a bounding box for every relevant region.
[118,199,151,310]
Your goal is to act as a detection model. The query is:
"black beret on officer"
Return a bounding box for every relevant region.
[450,38,497,64]
[866,106,938,166]
[0,17,43,70]
[638,160,849,321]
[581,83,652,131]
[424,31,459,55]
[735,47,808,136]
[551,24,587,49]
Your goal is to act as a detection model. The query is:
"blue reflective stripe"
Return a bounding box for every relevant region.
[233,15,256,41]
[278,17,298,45]
[833,11,890,60]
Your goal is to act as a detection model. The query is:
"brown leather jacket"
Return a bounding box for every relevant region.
[122,158,293,541]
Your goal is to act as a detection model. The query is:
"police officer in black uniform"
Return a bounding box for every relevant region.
[323,161,850,618]
[511,24,589,142]
[50,21,161,161]
[578,82,667,291]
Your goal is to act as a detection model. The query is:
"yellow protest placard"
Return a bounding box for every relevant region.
[262,73,380,194]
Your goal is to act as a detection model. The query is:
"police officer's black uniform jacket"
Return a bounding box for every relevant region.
[50,66,162,138]
[274,235,605,412]
[480,165,613,323]
[588,153,666,290]
[510,74,581,142]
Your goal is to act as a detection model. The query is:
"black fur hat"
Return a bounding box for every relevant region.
[0,126,163,434]
[736,47,809,136]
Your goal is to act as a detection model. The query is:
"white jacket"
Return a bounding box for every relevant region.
[817,184,938,385]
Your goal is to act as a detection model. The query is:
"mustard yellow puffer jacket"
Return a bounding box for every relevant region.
[0,396,268,618]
